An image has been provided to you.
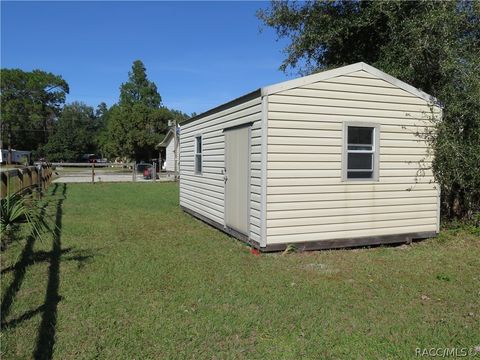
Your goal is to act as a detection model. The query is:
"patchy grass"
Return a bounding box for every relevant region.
[1,183,479,359]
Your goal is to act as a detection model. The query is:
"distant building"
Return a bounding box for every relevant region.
[0,149,31,164]
[157,128,179,172]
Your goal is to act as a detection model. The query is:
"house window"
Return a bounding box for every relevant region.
[195,136,202,174]
[345,125,378,180]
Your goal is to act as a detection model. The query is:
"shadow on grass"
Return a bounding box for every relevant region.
[32,182,66,360]
[0,201,49,324]
[0,183,98,360]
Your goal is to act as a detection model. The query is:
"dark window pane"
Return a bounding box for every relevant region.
[348,145,373,151]
[196,137,202,153]
[348,127,373,145]
[195,154,202,173]
[348,153,373,170]
[347,171,373,179]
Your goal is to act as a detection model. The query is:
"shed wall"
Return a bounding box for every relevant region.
[266,70,440,245]
[179,96,263,244]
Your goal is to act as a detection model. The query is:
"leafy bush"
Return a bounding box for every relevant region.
[0,192,50,250]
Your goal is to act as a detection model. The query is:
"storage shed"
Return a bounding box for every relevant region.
[179,62,441,251]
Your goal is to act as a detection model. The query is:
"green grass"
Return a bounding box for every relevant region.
[1,183,479,359]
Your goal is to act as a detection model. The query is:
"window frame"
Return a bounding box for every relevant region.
[342,122,380,182]
[194,135,203,175]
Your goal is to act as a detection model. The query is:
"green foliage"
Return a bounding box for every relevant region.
[105,104,171,161]
[41,102,98,162]
[282,243,297,255]
[119,60,161,108]
[258,0,480,220]
[0,68,69,152]
[103,60,189,161]
[0,192,50,250]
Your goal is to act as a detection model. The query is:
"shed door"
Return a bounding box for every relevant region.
[224,125,250,235]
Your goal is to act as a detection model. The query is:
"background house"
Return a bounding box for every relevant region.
[157,128,179,172]
[179,62,441,251]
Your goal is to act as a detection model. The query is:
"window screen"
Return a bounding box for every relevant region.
[195,136,202,174]
[347,126,375,179]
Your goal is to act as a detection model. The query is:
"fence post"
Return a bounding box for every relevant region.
[1,172,7,198]
[18,168,24,192]
[91,162,95,184]
[7,171,12,196]
[152,162,156,182]
[46,165,51,186]
[26,167,32,188]
[132,161,136,182]
[39,165,43,198]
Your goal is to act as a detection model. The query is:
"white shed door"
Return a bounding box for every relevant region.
[224,125,250,235]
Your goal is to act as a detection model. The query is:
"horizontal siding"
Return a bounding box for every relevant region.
[268,203,437,220]
[269,111,437,127]
[267,176,435,186]
[268,224,437,244]
[269,93,436,113]
[266,70,439,245]
[268,210,437,229]
[279,87,429,106]
[267,182,436,195]
[180,94,262,243]
[269,102,423,119]
[267,169,434,178]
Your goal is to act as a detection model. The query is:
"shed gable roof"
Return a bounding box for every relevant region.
[182,62,440,126]
[261,62,439,105]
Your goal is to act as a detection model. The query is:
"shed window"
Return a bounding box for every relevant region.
[346,126,376,180]
[195,136,202,174]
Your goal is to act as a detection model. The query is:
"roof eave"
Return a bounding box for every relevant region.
[180,89,262,126]
[157,129,174,148]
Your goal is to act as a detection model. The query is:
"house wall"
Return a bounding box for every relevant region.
[265,70,440,245]
[165,137,176,172]
[179,95,263,244]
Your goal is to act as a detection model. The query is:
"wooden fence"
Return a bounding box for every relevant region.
[0,164,53,199]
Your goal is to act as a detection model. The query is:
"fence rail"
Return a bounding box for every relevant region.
[0,164,53,199]
[52,162,175,183]
[48,162,133,167]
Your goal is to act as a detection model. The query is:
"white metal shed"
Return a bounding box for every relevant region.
[179,62,441,251]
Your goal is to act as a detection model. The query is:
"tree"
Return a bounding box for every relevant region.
[0,68,69,158]
[258,1,480,220]
[105,60,169,161]
[42,102,97,162]
[119,60,161,108]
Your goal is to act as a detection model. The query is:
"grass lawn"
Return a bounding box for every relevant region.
[1,183,479,359]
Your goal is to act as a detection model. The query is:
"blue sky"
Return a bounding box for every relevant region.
[1,1,292,115]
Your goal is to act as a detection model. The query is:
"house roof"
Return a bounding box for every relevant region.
[157,129,174,148]
[182,62,441,126]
